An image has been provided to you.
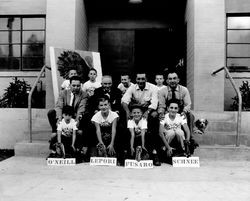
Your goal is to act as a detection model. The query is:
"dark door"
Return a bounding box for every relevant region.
[99,28,184,85]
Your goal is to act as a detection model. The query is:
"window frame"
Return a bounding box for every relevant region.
[226,14,250,73]
[0,15,46,71]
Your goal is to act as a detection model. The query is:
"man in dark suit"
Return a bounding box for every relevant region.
[47,76,88,157]
[93,75,122,114]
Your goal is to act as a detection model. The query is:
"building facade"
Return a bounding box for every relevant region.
[0,0,250,111]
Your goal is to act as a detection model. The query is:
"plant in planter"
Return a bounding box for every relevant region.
[231,81,250,111]
[57,50,91,83]
[0,77,31,108]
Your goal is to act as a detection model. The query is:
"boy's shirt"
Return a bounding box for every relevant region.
[156,85,166,91]
[82,80,101,92]
[91,110,119,141]
[127,118,147,137]
[57,119,78,137]
[160,113,187,130]
[117,82,134,95]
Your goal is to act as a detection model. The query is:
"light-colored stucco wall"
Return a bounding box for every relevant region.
[186,0,225,111]
[45,0,88,108]
[185,0,195,109]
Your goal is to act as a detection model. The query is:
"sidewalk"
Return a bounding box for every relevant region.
[0,156,250,201]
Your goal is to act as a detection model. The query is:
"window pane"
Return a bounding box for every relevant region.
[23,18,45,30]
[0,18,20,30]
[228,30,250,43]
[227,58,250,68]
[227,44,250,57]
[22,57,44,70]
[22,31,44,43]
[0,45,21,57]
[0,31,20,44]
[228,17,250,29]
[22,44,44,56]
[0,57,20,70]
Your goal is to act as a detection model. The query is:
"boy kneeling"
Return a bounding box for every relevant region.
[49,105,78,158]
[91,96,118,157]
[159,99,190,158]
[128,105,149,161]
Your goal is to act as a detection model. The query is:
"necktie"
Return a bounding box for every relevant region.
[171,88,176,100]
[72,94,76,108]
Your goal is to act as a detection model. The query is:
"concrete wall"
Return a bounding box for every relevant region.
[185,0,225,111]
[45,0,88,108]
[185,0,195,109]
[0,109,48,149]
[0,0,46,98]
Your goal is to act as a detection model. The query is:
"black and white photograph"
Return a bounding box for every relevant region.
[0,0,250,201]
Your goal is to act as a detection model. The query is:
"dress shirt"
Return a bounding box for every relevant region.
[122,82,158,110]
[158,85,191,112]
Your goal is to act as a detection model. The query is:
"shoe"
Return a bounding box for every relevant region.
[152,153,161,166]
[135,146,142,162]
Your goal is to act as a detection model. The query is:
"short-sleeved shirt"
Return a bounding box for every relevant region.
[57,119,78,137]
[121,82,158,110]
[91,110,119,141]
[82,80,101,92]
[160,113,187,131]
[127,118,147,137]
[117,82,134,95]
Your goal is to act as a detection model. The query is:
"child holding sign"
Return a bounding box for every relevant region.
[159,99,190,157]
[91,96,119,157]
[128,105,149,161]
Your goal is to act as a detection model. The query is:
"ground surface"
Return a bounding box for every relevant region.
[0,157,249,201]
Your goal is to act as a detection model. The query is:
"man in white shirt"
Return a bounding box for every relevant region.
[121,72,161,166]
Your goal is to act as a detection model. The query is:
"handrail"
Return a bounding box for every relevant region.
[211,66,242,147]
[28,65,49,143]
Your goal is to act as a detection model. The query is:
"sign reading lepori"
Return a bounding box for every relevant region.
[172,157,200,167]
[90,157,117,166]
[125,159,153,169]
[47,158,76,166]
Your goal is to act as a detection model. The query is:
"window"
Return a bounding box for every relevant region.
[0,16,45,71]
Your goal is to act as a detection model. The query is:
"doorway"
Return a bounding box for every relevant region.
[99,28,185,86]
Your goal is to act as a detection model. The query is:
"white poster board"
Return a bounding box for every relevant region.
[49,47,102,104]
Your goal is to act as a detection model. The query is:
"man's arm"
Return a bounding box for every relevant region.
[182,87,191,113]
[76,92,88,121]
[107,117,118,155]
[182,123,190,142]
[55,90,66,120]
[148,84,158,110]
[93,122,104,145]
[129,128,135,154]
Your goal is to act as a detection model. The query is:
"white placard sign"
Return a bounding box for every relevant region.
[90,157,117,166]
[172,157,200,167]
[47,158,76,166]
[125,159,153,169]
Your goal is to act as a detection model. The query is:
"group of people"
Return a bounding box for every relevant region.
[47,67,196,166]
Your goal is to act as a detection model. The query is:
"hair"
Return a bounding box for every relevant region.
[167,99,180,107]
[155,72,165,78]
[69,75,81,84]
[121,73,131,78]
[97,95,110,104]
[130,104,143,113]
[166,69,180,78]
[88,68,97,74]
[62,105,74,116]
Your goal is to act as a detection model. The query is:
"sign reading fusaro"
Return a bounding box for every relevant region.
[47,158,76,166]
[90,157,117,166]
[172,157,200,167]
[125,159,153,169]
